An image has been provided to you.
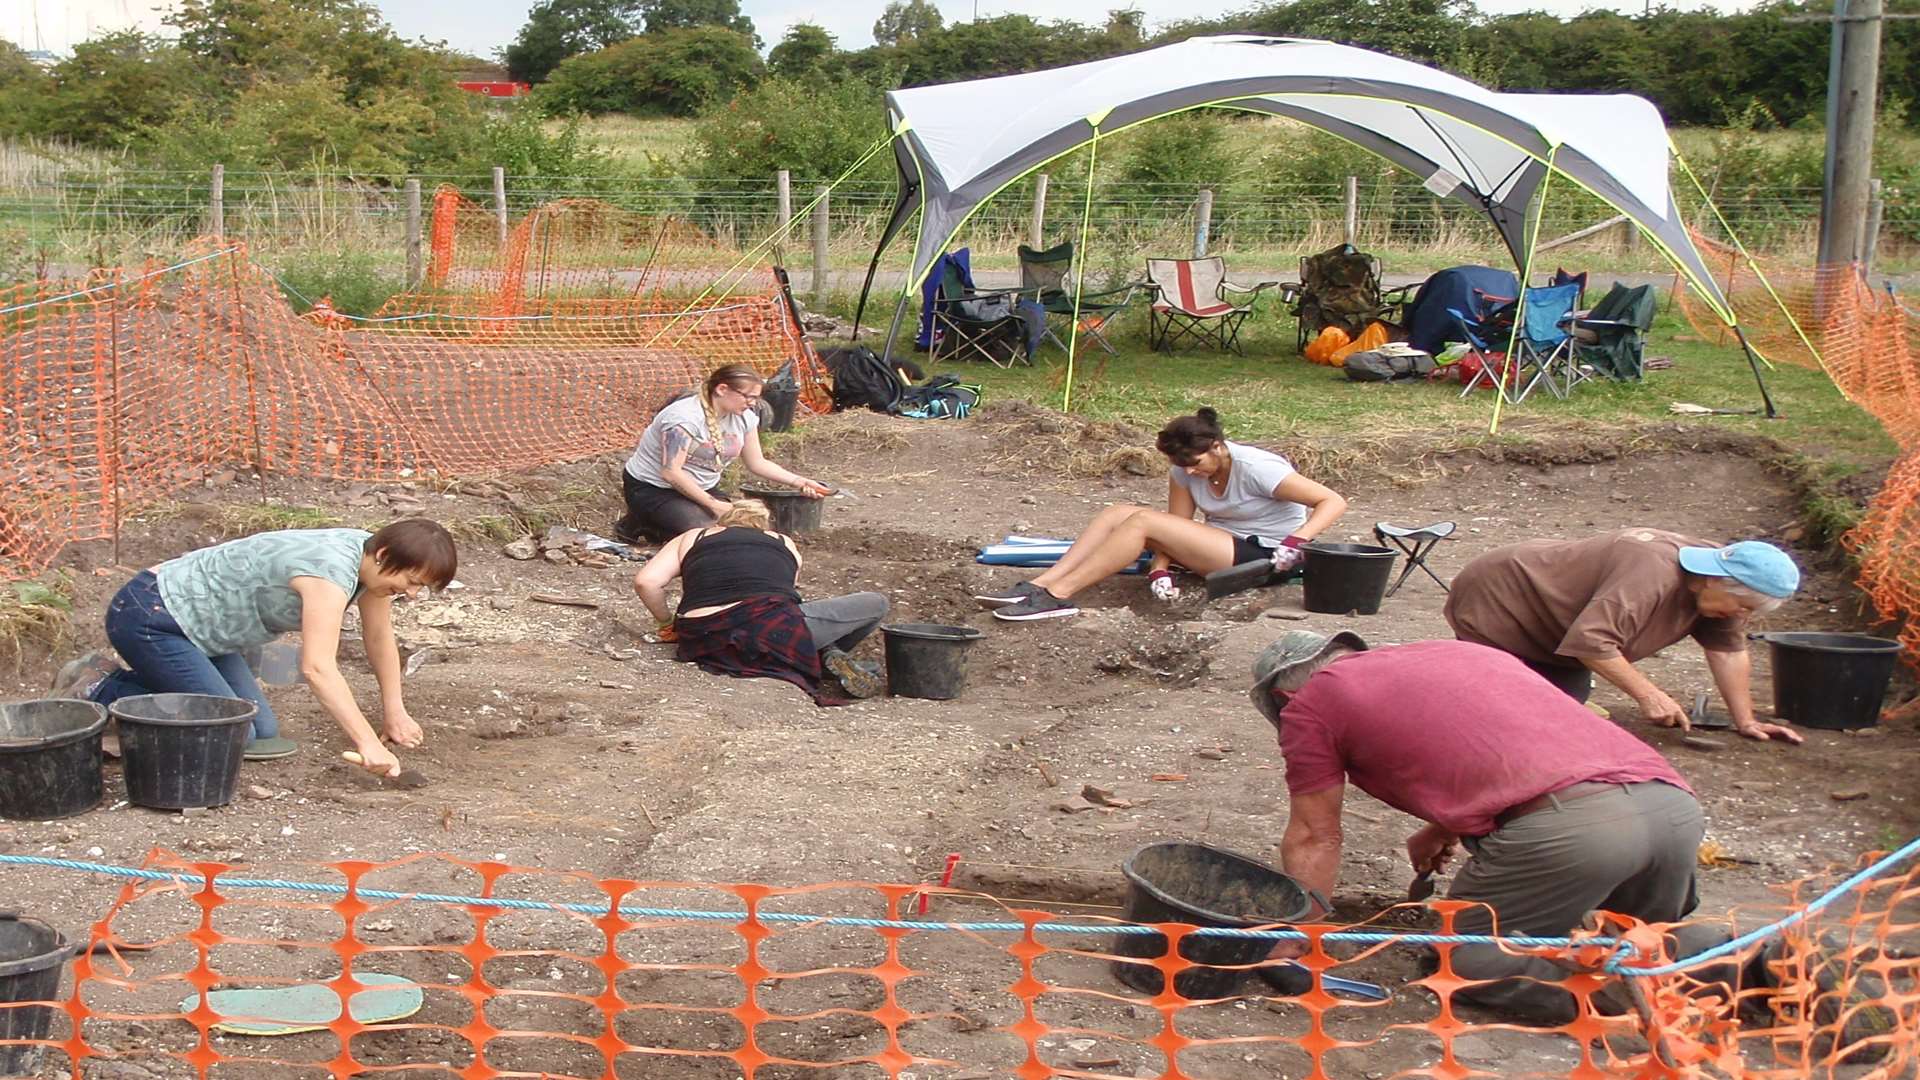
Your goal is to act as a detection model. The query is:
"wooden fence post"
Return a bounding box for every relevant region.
[776,170,792,232]
[492,166,508,247]
[1343,176,1358,245]
[1864,177,1885,276]
[405,178,422,288]
[812,185,830,303]
[210,164,225,240]
[1030,173,1049,248]
[1194,188,1214,258]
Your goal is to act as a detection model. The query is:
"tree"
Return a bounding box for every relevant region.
[769,23,838,79]
[166,0,435,103]
[504,0,642,83]
[536,26,762,116]
[29,32,210,147]
[640,0,758,45]
[0,40,45,138]
[1105,8,1146,47]
[873,0,943,47]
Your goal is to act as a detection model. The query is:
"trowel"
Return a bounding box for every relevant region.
[341,750,431,789]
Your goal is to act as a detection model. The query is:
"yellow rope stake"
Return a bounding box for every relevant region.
[646,131,902,351]
[1490,145,1560,435]
[1062,110,1110,414]
[1671,143,1827,380]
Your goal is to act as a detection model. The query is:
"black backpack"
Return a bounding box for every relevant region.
[821,346,904,413]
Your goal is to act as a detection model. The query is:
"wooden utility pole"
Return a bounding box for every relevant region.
[1816,0,1884,266]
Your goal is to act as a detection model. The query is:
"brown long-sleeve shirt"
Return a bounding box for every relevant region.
[1442,528,1747,665]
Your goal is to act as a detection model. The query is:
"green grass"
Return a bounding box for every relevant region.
[568,115,697,166]
[931,303,1896,477]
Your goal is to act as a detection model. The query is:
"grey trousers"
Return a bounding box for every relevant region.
[1445,781,1708,1022]
[800,592,889,654]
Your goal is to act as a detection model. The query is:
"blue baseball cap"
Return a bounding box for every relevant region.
[1677,541,1800,599]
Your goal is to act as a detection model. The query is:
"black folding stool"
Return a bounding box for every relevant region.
[1372,521,1456,598]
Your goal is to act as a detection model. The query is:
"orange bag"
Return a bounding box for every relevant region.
[1303,326,1350,365]
[1330,321,1391,365]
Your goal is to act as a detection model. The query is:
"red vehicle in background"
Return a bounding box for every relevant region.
[456,81,531,98]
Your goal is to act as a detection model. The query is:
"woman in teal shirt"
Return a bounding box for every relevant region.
[57,520,458,778]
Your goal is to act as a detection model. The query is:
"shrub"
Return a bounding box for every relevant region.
[271,249,407,317]
[536,27,762,117]
[685,75,890,182]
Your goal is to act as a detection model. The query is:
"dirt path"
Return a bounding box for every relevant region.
[2,406,1914,1078]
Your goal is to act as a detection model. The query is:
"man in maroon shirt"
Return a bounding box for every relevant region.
[1250,629,1705,1020]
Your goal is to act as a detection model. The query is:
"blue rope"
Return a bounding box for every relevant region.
[0,247,242,317]
[0,854,1591,949]
[7,838,1913,974]
[1612,832,1920,976]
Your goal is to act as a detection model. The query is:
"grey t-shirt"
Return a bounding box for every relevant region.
[1170,441,1308,547]
[155,528,368,656]
[624,394,759,491]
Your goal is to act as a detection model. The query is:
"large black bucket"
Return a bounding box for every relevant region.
[0,700,108,821]
[763,385,800,433]
[740,486,825,535]
[1757,632,1902,731]
[110,694,255,810]
[1301,542,1397,616]
[0,914,72,1077]
[881,623,985,700]
[1110,842,1315,1000]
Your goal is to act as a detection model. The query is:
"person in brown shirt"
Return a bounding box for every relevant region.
[1444,528,1803,743]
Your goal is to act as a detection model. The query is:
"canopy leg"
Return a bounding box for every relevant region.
[1734,327,1781,419]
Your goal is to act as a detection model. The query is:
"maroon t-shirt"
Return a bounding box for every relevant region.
[1278,640,1690,837]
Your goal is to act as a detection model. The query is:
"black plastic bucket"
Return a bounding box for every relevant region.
[741,486,825,535]
[1110,842,1315,999]
[1301,542,1398,616]
[110,694,255,810]
[0,913,73,1077]
[763,385,800,433]
[0,700,108,821]
[881,623,986,700]
[1757,632,1902,731]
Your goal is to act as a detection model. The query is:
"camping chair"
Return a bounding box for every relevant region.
[1571,282,1658,380]
[930,252,1032,368]
[1449,288,1520,399]
[1017,242,1139,355]
[1144,256,1278,355]
[1280,243,1421,354]
[1510,282,1586,401]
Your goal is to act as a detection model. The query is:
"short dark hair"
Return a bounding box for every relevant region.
[366,519,458,589]
[1156,406,1226,464]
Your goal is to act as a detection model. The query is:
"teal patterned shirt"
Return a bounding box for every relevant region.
[154,528,369,655]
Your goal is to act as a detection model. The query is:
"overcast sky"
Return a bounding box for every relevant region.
[11,0,1753,59]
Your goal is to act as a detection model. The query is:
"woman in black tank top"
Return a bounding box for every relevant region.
[632,500,890,701]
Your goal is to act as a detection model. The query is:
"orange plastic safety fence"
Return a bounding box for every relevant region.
[1,849,1915,1079]
[0,189,832,581]
[1676,230,1920,669]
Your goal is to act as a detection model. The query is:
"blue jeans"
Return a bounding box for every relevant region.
[91,571,279,741]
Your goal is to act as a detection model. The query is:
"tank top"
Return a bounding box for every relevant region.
[678,528,800,613]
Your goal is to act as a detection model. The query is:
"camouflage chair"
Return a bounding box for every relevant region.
[1280,243,1421,354]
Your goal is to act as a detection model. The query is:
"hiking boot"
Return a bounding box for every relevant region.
[992,589,1079,622]
[50,649,120,701]
[974,581,1044,606]
[821,649,883,699]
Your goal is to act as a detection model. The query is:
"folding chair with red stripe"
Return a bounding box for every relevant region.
[1145,257,1279,355]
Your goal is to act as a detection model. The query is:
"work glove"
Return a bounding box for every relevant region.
[1270,536,1309,574]
[1147,569,1180,602]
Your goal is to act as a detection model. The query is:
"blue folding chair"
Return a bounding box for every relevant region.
[1448,288,1517,399]
[1512,282,1585,402]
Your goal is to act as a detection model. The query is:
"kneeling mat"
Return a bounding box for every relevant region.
[179,972,422,1035]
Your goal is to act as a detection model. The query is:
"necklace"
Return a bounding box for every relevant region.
[1208,454,1231,491]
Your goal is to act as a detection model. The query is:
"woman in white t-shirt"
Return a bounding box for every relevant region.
[615,365,830,543]
[980,407,1347,621]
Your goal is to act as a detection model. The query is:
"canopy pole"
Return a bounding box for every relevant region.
[1490,146,1560,435]
[879,283,914,366]
[1062,112,1109,414]
[1672,145,1830,409]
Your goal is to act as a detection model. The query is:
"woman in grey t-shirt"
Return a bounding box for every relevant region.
[981,407,1348,621]
[53,520,458,778]
[614,365,830,543]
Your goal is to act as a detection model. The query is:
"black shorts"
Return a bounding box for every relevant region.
[1231,533,1275,566]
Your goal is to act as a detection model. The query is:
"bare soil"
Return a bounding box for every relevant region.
[3,406,1916,1079]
